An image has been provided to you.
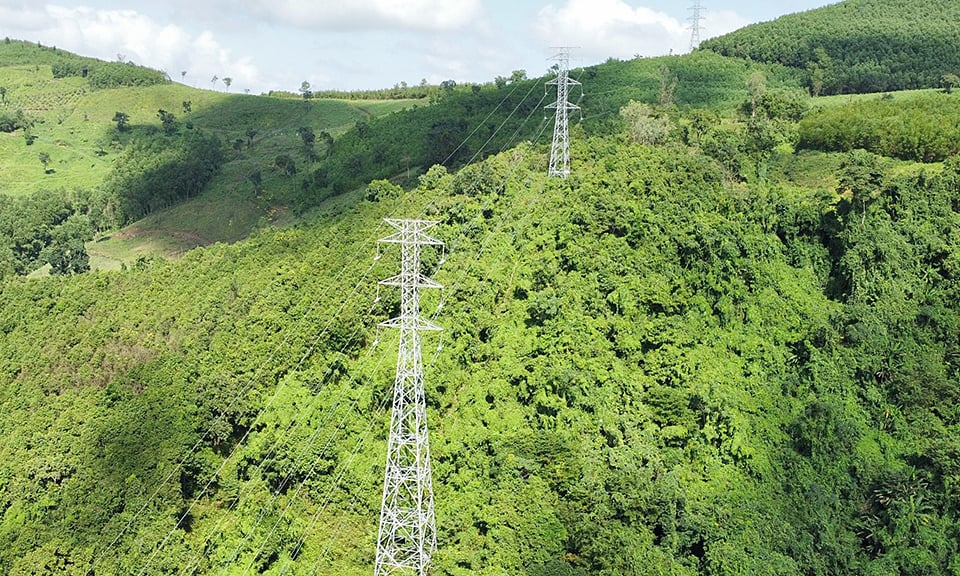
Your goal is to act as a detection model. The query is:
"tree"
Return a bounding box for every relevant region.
[157,109,176,135]
[274,154,296,176]
[45,214,92,275]
[248,170,262,193]
[223,77,232,92]
[300,81,313,100]
[296,126,316,148]
[0,86,6,104]
[210,74,218,89]
[182,100,192,113]
[112,111,129,132]
[941,73,960,94]
[511,69,527,83]
[685,108,719,146]
[181,70,187,83]
[747,71,767,117]
[620,100,671,145]
[319,130,334,157]
[658,64,678,109]
[46,236,89,275]
[246,128,258,149]
[38,152,50,173]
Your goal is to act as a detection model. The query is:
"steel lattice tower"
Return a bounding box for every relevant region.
[374,219,443,576]
[688,0,705,51]
[546,47,581,178]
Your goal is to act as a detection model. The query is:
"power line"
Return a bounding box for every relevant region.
[545,47,581,178]
[374,219,444,576]
[689,0,705,51]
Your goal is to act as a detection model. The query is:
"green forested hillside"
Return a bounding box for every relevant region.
[799,92,960,161]
[3,13,960,575]
[2,70,960,573]
[297,50,800,208]
[700,0,960,95]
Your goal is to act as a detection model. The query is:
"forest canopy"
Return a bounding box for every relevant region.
[701,0,960,95]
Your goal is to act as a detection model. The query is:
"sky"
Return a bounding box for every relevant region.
[0,0,838,94]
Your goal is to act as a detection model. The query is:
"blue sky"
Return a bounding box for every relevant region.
[0,1,837,94]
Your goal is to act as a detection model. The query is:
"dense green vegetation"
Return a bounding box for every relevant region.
[3,114,960,573]
[298,50,799,210]
[799,92,960,162]
[3,1,960,572]
[701,0,960,95]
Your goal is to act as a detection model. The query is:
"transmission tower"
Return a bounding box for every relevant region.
[688,0,705,51]
[374,218,443,576]
[545,47,581,178]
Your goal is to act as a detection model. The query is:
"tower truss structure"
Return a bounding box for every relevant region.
[546,47,581,178]
[374,219,443,576]
[689,0,705,51]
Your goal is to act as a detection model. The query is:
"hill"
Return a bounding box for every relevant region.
[3,20,960,576]
[2,123,960,575]
[0,39,415,271]
[0,40,800,278]
[700,0,960,95]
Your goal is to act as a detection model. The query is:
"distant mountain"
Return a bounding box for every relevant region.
[700,0,960,95]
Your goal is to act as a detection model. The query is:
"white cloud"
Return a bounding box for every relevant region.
[534,0,749,60]
[0,4,260,90]
[250,0,484,32]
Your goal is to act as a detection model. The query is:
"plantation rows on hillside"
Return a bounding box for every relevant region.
[702,0,960,95]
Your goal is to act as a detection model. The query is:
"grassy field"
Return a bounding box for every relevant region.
[0,59,417,269]
[809,87,941,108]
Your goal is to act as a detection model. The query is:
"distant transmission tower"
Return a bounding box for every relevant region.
[374,219,443,576]
[546,47,581,178]
[688,0,705,51]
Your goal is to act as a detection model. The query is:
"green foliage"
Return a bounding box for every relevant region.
[0,108,31,132]
[702,0,960,95]
[799,92,960,161]
[112,111,129,132]
[4,15,960,576]
[619,100,672,145]
[0,189,93,276]
[51,58,169,89]
[96,130,224,226]
[156,108,177,135]
[2,123,959,573]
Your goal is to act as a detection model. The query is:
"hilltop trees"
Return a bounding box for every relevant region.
[702,0,960,94]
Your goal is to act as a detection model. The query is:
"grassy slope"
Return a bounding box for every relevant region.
[0,53,416,268]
